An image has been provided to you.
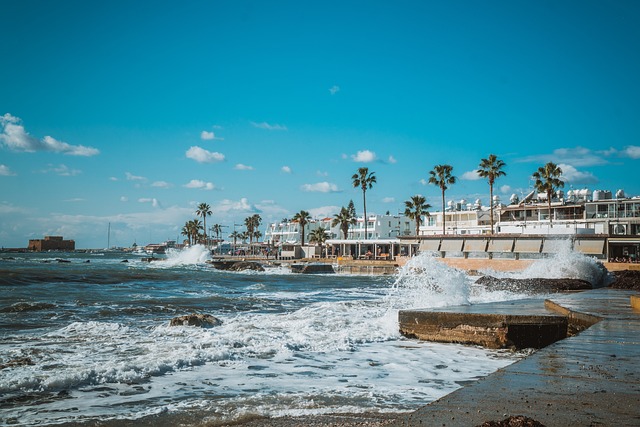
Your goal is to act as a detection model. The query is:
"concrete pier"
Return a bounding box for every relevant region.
[392,289,640,426]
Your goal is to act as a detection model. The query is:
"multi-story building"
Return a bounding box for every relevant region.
[28,236,75,251]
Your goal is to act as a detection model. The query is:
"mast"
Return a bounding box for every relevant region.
[107,222,111,250]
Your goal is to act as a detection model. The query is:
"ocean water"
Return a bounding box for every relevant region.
[0,246,607,426]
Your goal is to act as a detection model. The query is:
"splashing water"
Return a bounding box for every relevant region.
[389,252,471,309]
[160,244,212,267]
[483,239,611,287]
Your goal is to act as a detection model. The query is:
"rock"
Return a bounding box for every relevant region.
[0,357,34,370]
[291,263,335,274]
[608,270,640,290]
[169,314,223,328]
[227,261,265,272]
[477,415,546,427]
[476,276,592,292]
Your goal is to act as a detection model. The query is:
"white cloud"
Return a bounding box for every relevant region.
[388,155,397,164]
[519,146,607,167]
[316,170,329,177]
[300,182,340,193]
[185,146,225,163]
[308,205,341,219]
[152,181,172,188]
[250,121,288,131]
[64,198,85,202]
[234,163,254,171]
[109,176,118,181]
[500,185,512,194]
[281,166,292,173]
[329,85,340,95]
[0,164,15,176]
[184,179,216,190]
[120,196,129,202]
[462,169,482,181]
[351,150,377,163]
[200,130,223,141]
[138,198,161,208]
[0,113,99,156]
[622,145,640,159]
[382,197,395,203]
[125,172,146,181]
[419,178,428,185]
[42,164,81,176]
[216,198,255,214]
[558,163,598,185]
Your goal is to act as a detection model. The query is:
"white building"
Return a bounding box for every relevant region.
[264,214,415,245]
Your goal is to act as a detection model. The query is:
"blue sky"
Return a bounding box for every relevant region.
[2,0,640,249]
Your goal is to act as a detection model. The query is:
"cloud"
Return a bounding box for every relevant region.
[251,121,288,131]
[64,198,85,202]
[152,181,172,188]
[316,170,329,177]
[185,146,225,163]
[461,169,482,181]
[234,163,254,171]
[41,164,81,176]
[500,185,512,194]
[351,150,377,163]
[184,179,216,190]
[558,163,598,185]
[0,164,15,176]
[0,113,99,156]
[329,85,340,95]
[281,166,292,173]
[382,197,395,203]
[138,198,161,208]
[518,146,607,167]
[622,145,640,159]
[109,176,118,181]
[308,205,341,219]
[388,155,397,164]
[125,172,146,181]
[419,178,428,186]
[216,198,257,214]
[200,130,223,141]
[300,182,340,193]
[120,196,129,202]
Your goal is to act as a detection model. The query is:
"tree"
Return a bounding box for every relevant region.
[309,226,328,246]
[347,200,356,218]
[532,162,564,227]
[477,154,507,234]
[332,206,356,239]
[196,203,212,247]
[183,219,203,245]
[351,167,377,240]
[229,231,241,253]
[404,195,431,237]
[244,214,262,244]
[292,210,312,246]
[428,164,456,235]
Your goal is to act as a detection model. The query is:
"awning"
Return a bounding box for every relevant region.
[514,239,542,253]
[573,239,606,255]
[541,239,571,253]
[487,239,514,252]
[463,239,488,252]
[440,239,464,252]
[419,239,441,251]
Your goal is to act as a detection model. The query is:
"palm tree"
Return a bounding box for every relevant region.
[229,230,241,254]
[477,154,507,234]
[332,206,356,239]
[351,167,377,240]
[404,195,431,237]
[184,219,203,245]
[244,214,262,244]
[532,162,564,227]
[309,226,328,246]
[292,210,312,246]
[181,222,192,246]
[196,203,212,247]
[428,164,456,235]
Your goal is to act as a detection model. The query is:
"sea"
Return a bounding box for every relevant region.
[0,245,609,426]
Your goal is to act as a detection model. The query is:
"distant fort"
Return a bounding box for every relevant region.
[28,236,75,252]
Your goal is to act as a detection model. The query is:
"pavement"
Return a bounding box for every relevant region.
[390,288,640,426]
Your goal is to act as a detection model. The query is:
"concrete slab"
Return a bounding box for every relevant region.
[391,289,640,427]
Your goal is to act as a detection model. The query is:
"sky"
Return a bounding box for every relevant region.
[2,0,640,249]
